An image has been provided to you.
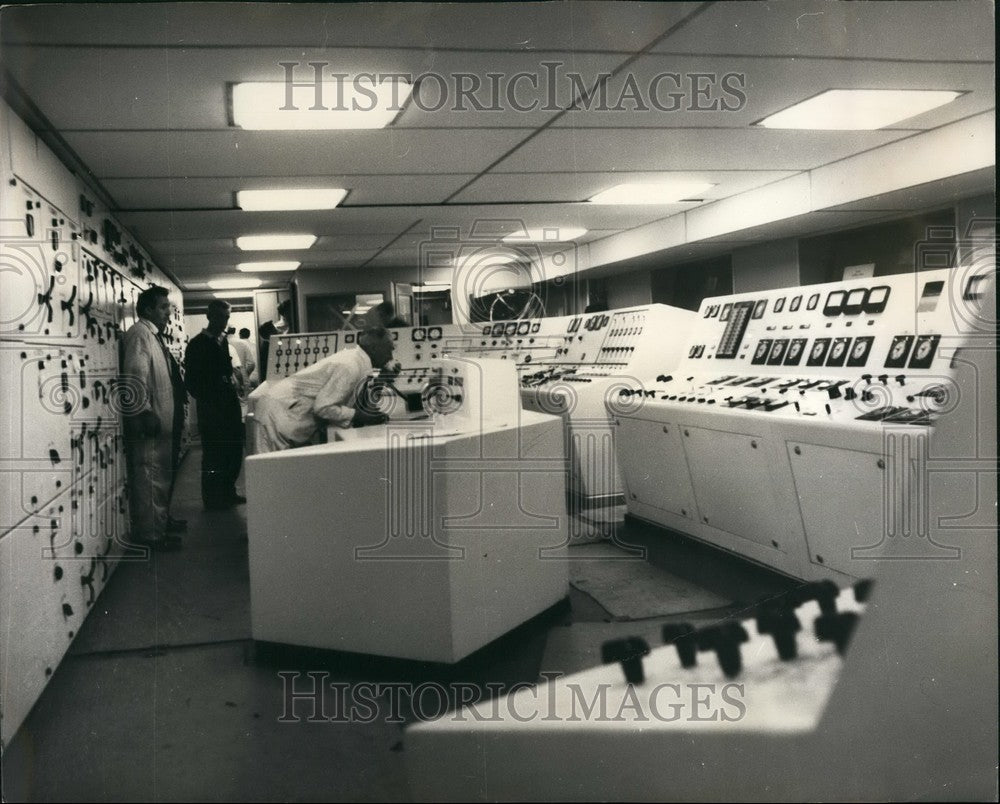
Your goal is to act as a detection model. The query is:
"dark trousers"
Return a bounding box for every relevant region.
[196,393,243,505]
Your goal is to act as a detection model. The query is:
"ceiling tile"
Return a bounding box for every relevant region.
[451,170,797,204]
[103,175,479,209]
[493,127,911,173]
[654,0,995,61]
[0,2,699,50]
[62,129,532,178]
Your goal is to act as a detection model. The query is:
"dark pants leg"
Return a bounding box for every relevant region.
[198,395,243,505]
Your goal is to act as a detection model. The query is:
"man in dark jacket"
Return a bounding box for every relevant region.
[184,300,244,509]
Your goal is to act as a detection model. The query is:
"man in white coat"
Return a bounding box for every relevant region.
[122,286,185,550]
[251,327,394,452]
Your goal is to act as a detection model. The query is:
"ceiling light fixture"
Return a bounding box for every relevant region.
[237,261,300,272]
[236,189,348,211]
[236,234,317,251]
[231,77,412,130]
[756,89,961,130]
[208,278,263,290]
[502,227,587,242]
[212,291,256,299]
[589,181,715,204]
[453,251,523,267]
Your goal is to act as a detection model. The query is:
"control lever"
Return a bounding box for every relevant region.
[815,612,859,656]
[601,637,650,684]
[791,580,839,616]
[695,623,749,678]
[755,603,802,660]
[661,623,697,668]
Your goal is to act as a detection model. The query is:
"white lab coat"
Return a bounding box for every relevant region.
[231,339,257,386]
[250,347,374,452]
[122,318,175,433]
[121,318,175,541]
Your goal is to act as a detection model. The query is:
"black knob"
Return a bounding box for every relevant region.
[815,612,860,655]
[853,579,874,603]
[827,385,842,400]
[895,375,906,386]
[792,580,840,615]
[601,637,650,684]
[877,374,888,384]
[656,374,673,383]
[695,623,749,677]
[861,374,872,384]
[661,623,696,668]
[844,387,857,401]
[755,604,802,661]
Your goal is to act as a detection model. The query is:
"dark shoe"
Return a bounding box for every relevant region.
[140,535,183,552]
[167,516,188,533]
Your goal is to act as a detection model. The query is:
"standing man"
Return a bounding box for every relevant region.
[184,300,244,509]
[250,327,394,452]
[122,285,185,550]
[258,299,292,381]
[231,328,257,390]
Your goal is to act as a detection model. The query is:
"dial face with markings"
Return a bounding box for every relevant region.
[853,342,867,359]
[788,342,801,359]
[915,340,932,360]
[891,340,907,359]
[831,342,845,359]
[812,342,825,360]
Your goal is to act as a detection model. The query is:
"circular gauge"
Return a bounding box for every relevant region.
[891,341,907,359]
[811,343,824,359]
[831,342,845,359]
[916,340,932,360]
[788,342,801,358]
[852,342,867,359]
[755,343,768,359]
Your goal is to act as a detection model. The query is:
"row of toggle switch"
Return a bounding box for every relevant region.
[601,580,871,683]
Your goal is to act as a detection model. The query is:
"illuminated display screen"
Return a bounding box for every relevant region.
[917,281,944,313]
[789,295,802,312]
[964,275,988,301]
[864,286,890,313]
[752,299,767,319]
[716,301,755,359]
[720,304,732,321]
[773,297,785,313]
[843,288,867,315]
[806,294,820,311]
[823,290,847,316]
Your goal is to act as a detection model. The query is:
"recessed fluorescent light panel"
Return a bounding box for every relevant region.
[237,261,300,272]
[589,181,715,204]
[231,78,412,129]
[503,227,587,242]
[237,189,348,211]
[757,89,961,130]
[236,234,317,251]
[208,278,263,290]
[454,250,523,268]
[213,291,255,299]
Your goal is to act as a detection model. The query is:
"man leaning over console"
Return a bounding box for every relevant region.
[251,327,396,452]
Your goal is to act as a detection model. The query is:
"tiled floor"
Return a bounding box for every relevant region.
[3,447,793,802]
